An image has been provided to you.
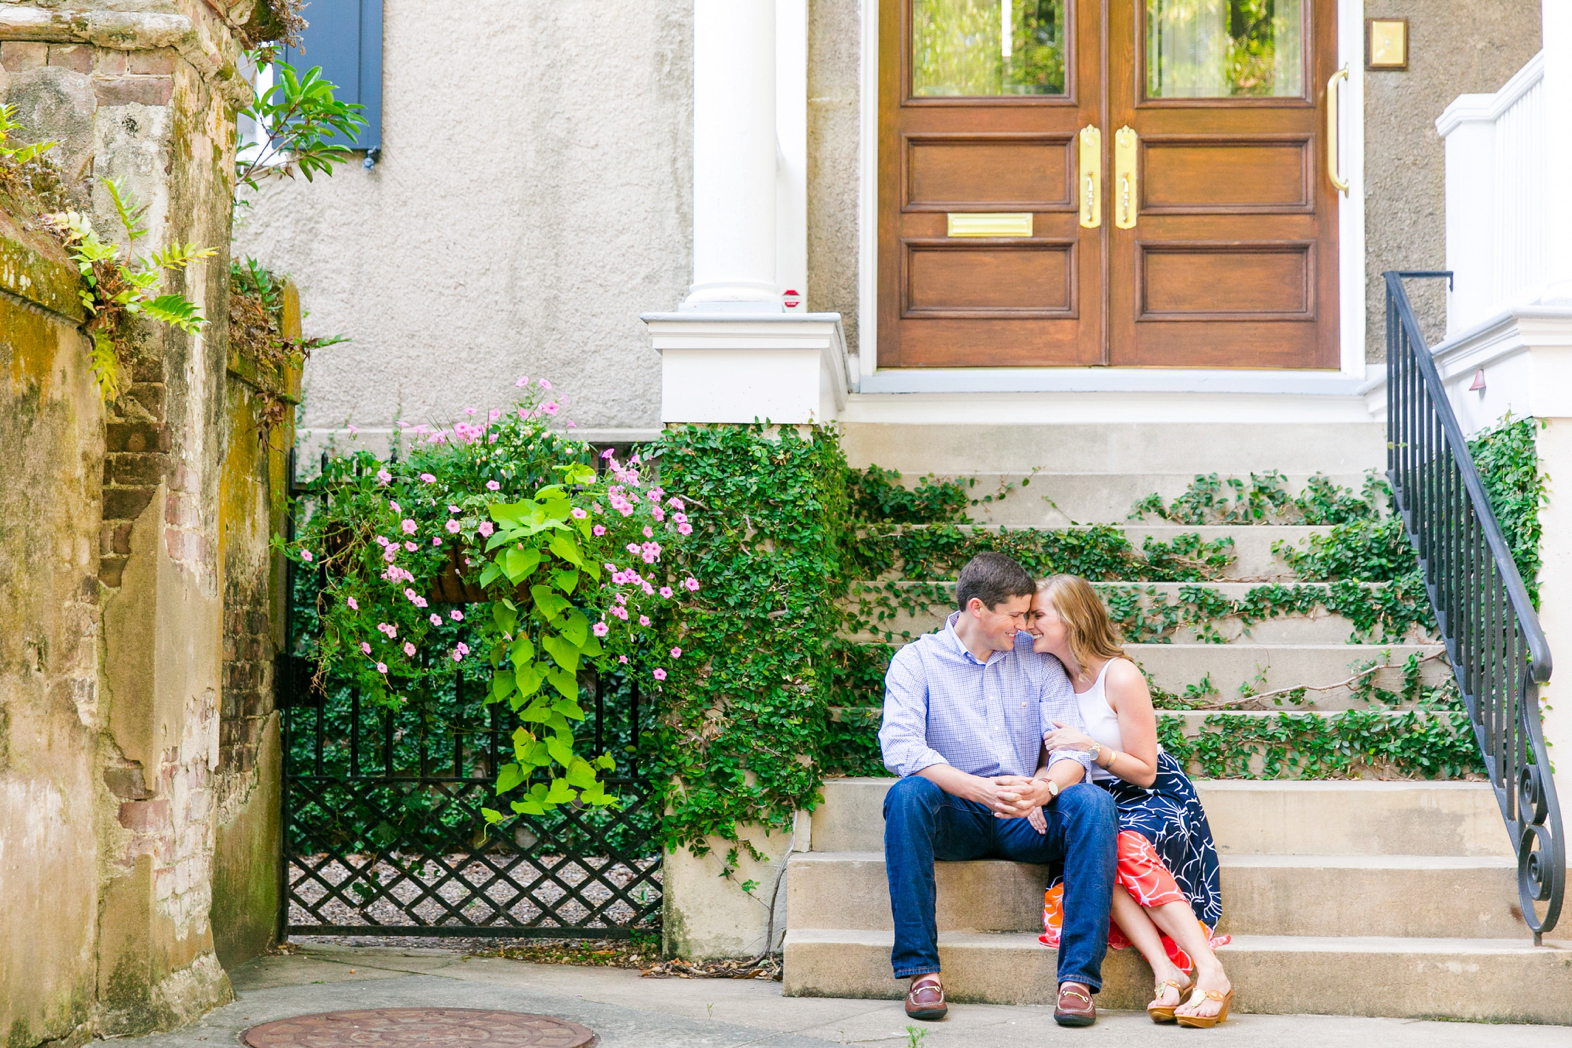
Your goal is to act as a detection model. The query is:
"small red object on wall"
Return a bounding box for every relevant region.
[782,289,801,310]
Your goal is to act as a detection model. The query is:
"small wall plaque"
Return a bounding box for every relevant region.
[1366,18,1409,71]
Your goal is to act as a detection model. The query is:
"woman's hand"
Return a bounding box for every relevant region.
[1043,720,1097,754]
[1027,805,1047,833]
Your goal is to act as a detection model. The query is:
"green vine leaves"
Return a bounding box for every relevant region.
[478,474,616,819]
[46,179,216,401]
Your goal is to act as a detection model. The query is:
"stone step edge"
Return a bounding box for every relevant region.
[820,775,1495,792]
[783,928,1558,952]
[787,851,1517,870]
[827,707,1456,722]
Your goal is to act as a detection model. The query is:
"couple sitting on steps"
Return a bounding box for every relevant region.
[879,552,1233,1028]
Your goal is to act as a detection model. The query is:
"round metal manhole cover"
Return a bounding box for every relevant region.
[242,1008,597,1047]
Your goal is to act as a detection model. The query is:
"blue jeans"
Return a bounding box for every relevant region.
[883,775,1117,990]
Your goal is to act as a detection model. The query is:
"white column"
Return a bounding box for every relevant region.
[682,0,781,312]
[1542,0,1572,302]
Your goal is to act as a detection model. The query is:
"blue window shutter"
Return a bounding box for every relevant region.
[281,0,383,152]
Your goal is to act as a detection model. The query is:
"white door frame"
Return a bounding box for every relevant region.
[854,0,1367,395]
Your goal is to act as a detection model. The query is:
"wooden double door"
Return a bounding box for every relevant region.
[878,0,1340,368]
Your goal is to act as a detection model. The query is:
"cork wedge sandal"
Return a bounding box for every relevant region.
[1175,987,1234,1029]
[1146,978,1194,1023]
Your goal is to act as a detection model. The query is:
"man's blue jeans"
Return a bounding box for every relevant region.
[883,775,1117,990]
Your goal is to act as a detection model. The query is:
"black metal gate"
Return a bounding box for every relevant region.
[278,463,662,938]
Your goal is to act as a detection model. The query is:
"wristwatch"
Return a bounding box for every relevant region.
[1087,741,1102,766]
[1045,779,1060,801]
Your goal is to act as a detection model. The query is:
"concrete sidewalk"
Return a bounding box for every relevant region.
[121,944,1572,1048]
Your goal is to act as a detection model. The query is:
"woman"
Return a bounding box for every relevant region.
[1028,574,1234,1027]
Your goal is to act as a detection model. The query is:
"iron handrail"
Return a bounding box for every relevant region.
[1385,270,1564,942]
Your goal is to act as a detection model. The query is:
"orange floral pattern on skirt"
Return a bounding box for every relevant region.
[1039,830,1230,971]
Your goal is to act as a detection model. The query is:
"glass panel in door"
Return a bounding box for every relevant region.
[912,0,1068,96]
[1145,0,1303,98]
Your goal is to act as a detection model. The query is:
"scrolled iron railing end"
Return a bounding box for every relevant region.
[1385,270,1564,943]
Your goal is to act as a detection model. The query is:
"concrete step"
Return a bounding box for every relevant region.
[951,473,1376,526]
[860,524,1330,583]
[780,929,1572,1023]
[840,422,1387,476]
[848,582,1434,646]
[786,852,1524,939]
[807,779,1511,857]
[1129,643,1448,707]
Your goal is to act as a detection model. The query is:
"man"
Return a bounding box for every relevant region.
[878,552,1118,1027]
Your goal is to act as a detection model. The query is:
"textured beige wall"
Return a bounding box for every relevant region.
[1363,0,1541,359]
[808,0,863,355]
[235,0,693,437]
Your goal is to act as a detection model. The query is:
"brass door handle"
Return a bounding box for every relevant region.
[1078,124,1101,228]
[1114,126,1138,229]
[1327,66,1349,194]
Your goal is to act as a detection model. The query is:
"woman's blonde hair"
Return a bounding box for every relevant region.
[1036,574,1127,680]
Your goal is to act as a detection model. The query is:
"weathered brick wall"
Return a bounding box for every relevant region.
[0,2,284,1043]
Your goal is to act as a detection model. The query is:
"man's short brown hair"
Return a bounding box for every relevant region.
[955,552,1035,612]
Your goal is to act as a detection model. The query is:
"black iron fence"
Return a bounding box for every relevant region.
[278,456,661,938]
[1385,270,1564,942]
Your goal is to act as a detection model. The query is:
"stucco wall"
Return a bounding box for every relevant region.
[1363,0,1541,359]
[234,0,693,440]
[808,0,862,356]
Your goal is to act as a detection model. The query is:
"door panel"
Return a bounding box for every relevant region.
[1107,0,1338,368]
[880,0,1103,367]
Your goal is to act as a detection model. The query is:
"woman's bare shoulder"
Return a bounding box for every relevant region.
[1104,657,1152,704]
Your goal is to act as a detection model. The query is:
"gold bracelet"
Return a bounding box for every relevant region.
[1103,749,1118,770]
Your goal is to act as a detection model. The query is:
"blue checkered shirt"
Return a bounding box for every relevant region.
[879,612,1093,781]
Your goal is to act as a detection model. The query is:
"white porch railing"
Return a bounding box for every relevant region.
[1436,52,1548,336]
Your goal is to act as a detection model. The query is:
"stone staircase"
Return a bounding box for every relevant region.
[783,420,1572,1022]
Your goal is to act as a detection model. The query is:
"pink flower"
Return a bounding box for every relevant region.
[673,513,688,524]
[446,519,462,534]
[614,593,627,605]
[670,647,682,658]
[639,615,651,627]
[450,609,464,622]
[347,596,359,610]
[430,613,442,626]
[643,526,654,539]
[567,420,578,428]
[383,546,398,563]
[684,577,700,592]
[677,523,693,536]
[420,473,437,484]
[376,469,392,485]
[465,407,477,415]
[402,519,418,535]
[611,606,629,621]
[413,596,428,608]
[432,537,443,547]
[403,642,416,656]
[618,655,629,664]
[542,401,560,415]
[360,642,372,654]
[592,525,606,537]
[389,500,402,513]
[660,586,673,599]
[449,505,461,514]
[451,650,463,663]
[641,581,655,596]
[668,498,685,511]
[653,668,667,681]
[626,544,640,555]
[404,541,418,552]
[489,409,501,422]
[516,375,530,387]
[601,449,615,460]
[404,588,419,601]
[348,424,360,435]
[593,622,610,637]
[376,535,390,547]
[538,378,553,390]
[652,507,665,522]
[300,550,314,562]
[376,662,388,674]
[486,480,501,491]
[604,562,617,572]
[457,642,470,656]
[478,521,494,537]
[571,507,587,519]
[378,622,397,637]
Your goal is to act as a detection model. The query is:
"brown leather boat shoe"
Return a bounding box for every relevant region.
[1054,981,1096,1027]
[904,974,947,1020]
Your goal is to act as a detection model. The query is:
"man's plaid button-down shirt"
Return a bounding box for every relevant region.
[878,611,1093,780]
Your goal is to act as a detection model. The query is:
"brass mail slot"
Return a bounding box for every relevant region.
[946,212,1034,238]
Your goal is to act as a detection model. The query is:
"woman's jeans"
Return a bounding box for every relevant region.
[883,775,1117,990]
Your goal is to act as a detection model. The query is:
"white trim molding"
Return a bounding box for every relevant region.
[1362,304,1572,434]
[855,0,1368,391]
[643,312,850,424]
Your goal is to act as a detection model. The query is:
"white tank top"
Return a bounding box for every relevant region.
[1075,660,1124,782]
